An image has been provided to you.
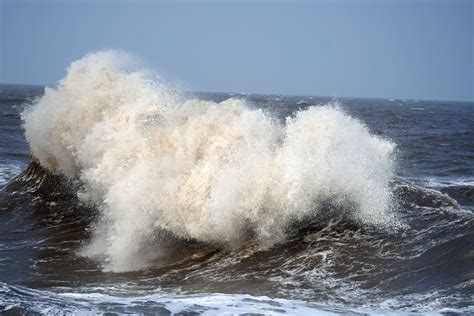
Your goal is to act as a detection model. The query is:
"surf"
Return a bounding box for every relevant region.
[22,51,400,272]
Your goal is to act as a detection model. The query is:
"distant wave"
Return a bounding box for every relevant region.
[22,51,400,272]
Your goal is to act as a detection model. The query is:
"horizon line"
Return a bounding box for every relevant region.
[0,82,472,104]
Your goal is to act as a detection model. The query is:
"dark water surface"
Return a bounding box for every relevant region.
[0,84,473,314]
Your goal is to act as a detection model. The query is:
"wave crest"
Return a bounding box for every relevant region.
[23,51,399,271]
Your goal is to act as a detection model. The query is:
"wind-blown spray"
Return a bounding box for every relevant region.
[23,51,398,272]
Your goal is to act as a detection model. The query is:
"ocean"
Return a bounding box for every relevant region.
[0,52,473,315]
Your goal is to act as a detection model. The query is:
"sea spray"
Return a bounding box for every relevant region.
[23,51,398,271]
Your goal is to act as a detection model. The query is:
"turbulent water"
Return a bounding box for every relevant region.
[0,52,473,315]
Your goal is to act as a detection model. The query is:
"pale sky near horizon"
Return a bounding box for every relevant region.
[1,0,473,101]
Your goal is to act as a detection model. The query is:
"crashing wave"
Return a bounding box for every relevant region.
[22,51,400,271]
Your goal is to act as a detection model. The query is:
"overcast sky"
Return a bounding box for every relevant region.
[1,0,472,101]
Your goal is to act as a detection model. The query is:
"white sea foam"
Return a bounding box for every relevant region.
[1,282,468,315]
[23,51,399,272]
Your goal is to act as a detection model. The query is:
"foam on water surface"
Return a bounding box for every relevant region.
[1,282,470,315]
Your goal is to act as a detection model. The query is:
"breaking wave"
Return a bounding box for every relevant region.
[22,51,399,272]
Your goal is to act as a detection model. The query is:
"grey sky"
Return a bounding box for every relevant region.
[1,0,472,101]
